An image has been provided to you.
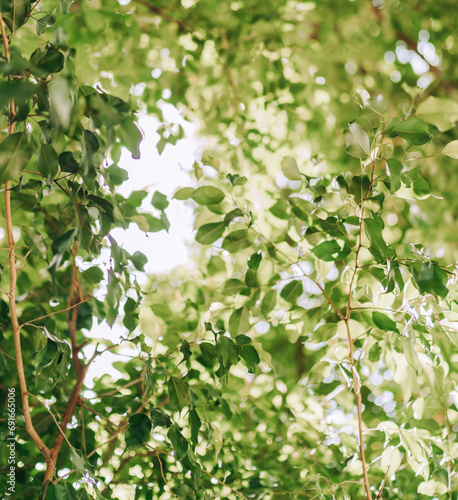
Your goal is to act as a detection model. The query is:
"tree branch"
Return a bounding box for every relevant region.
[1,10,51,465]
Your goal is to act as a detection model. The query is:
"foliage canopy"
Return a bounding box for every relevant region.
[1,1,458,499]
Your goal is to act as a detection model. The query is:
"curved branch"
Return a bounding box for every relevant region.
[1,11,51,464]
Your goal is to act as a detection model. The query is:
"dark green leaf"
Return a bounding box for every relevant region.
[126,414,152,447]
[189,409,201,447]
[385,117,431,145]
[167,425,188,460]
[58,152,79,173]
[30,46,65,76]
[199,342,218,365]
[217,335,239,370]
[239,344,260,373]
[151,408,172,428]
[0,0,31,32]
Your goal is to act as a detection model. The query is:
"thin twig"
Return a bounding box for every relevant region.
[81,376,144,401]
[20,298,90,328]
[29,394,73,449]
[202,469,249,500]
[156,450,179,499]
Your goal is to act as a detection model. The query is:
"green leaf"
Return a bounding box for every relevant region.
[289,196,313,222]
[22,226,48,260]
[386,158,403,193]
[120,118,142,159]
[364,218,387,263]
[168,377,188,410]
[261,289,277,317]
[123,297,139,333]
[69,448,92,475]
[417,480,448,496]
[191,186,225,205]
[217,335,239,371]
[30,46,65,77]
[415,96,458,132]
[151,191,169,210]
[228,307,250,335]
[151,408,172,428]
[36,13,55,35]
[125,414,152,447]
[412,177,431,199]
[311,240,341,261]
[344,122,370,158]
[248,252,262,271]
[58,152,79,173]
[33,329,47,353]
[195,222,225,244]
[235,334,252,345]
[280,280,303,304]
[238,344,260,373]
[0,0,31,32]
[0,80,35,109]
[48,228,78,276]
[167,425,188,460]
[281,155,301,180]
[221,230,251,253]
[44,484,67,500]
[385,117,431,145]
[173,187,195,200]
[372,311,399,333]
[49,78,72,130]
[130,251,148,271]
[199,342,218,365]
[442,140,458,159]
[224,208,244,225]
[37,144,58,181]
[0,132,32,182]
[106,164,128,185]
[189,409,201,447]
[414,262,448,299]
[223,279,246,294]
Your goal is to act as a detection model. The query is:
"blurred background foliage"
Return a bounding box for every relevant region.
[1,0,458,499]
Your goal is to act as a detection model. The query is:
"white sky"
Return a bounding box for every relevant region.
[84,107,202,388]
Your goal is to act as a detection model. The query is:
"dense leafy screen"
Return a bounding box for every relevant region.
[0,1,458,499]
